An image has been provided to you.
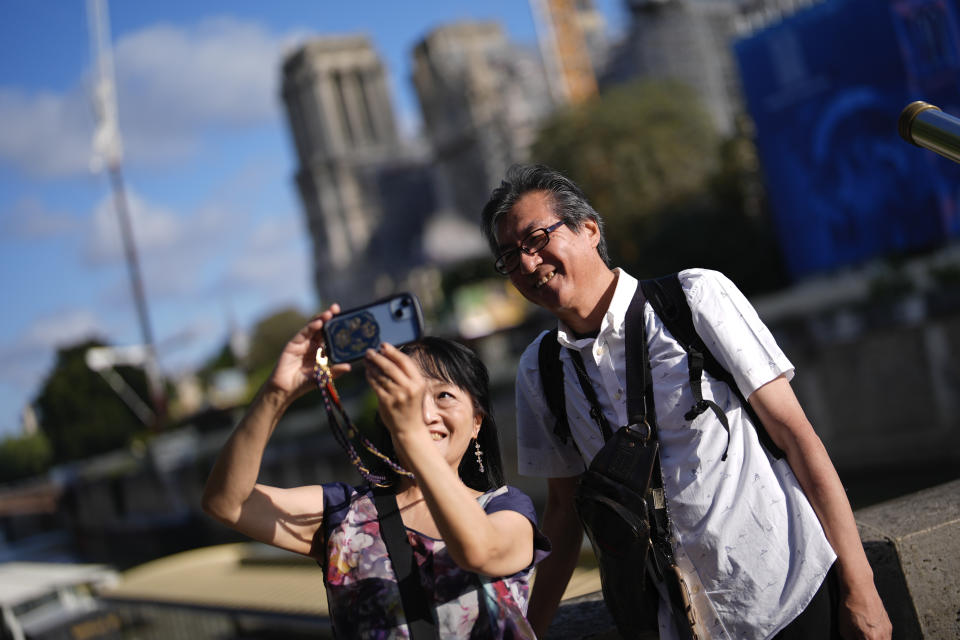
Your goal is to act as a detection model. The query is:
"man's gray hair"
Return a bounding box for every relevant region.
[480,164,610,266]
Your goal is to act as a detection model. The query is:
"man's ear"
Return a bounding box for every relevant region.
[581,218,601,249]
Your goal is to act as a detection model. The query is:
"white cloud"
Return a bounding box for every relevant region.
[86,191,185,264]
[0,17,302,178]
[1,197,82,239]
[221,215,312,299]
[0,308,107,390]
[115,18,290,127]
[20,309,105,351]
[0,87,97,177]
[84,189,256,305]
[112,17,305,166]
[85,189,245,265]
[81,179,312,313]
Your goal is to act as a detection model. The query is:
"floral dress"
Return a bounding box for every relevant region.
[318,483,550,639]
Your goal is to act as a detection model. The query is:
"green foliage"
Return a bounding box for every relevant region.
[438,257,497,316]
[532,80,719,224]
[928,260,960,287]
[196,341,238,386]
[246,307,310,374]
[242,306,327,410]
[868,260,917,301]
[623,193,787,294]
[0,431,53,483]
[34,339,149,464]
[529,79,787,295]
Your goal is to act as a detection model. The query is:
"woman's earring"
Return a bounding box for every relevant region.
[474,439,484,473]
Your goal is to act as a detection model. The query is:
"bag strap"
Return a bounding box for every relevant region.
[568,350,615,441]
[640,273,785,460]
[554,287,696,640]
[624,282,653,430]
[538,328,573,446]
[624,290,693,639]
[557,288,672,565]
[373,491,437,639]
[539,282,652,447]
[594,288,696,640]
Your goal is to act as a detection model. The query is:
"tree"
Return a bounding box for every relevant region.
[532,79,719,229]
[196,341,239,387]
[246,308,311,375]
[243,307,341,410]
[530,79,787,295]
[34,339,149,464]
[0,432,53,483]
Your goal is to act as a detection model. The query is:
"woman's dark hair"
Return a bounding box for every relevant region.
[480,163,610,266]
[373,336,504,491]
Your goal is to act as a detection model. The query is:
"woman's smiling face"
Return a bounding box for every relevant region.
[418,374,481,470]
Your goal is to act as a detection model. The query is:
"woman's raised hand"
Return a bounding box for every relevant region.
[364,343,426,437]
[267,304,352,400]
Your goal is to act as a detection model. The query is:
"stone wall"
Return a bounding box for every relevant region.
[857,478,960,639]
[776,308,960,472]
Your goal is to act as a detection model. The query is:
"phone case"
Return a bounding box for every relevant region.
[322,293,424,363]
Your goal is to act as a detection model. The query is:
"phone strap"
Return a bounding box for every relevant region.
[314,347,413,487]
[373,490,438,639]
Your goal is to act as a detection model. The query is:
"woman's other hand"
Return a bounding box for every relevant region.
[364,342,426,438]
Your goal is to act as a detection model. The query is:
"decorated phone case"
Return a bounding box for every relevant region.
[322,293,424,363]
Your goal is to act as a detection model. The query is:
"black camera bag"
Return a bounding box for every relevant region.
[574,423,661,636]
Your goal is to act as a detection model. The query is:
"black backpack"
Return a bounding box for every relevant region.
[537,272,784,461]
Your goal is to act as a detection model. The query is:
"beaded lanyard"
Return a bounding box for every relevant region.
[314,346,414,487]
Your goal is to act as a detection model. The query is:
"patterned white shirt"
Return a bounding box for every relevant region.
[515,268,836,640]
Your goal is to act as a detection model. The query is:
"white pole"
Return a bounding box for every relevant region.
[86,0,166,426]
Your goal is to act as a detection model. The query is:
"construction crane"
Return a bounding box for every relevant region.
[530,0,599,105]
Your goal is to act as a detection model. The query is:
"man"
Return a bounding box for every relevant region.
[480,164,891,639]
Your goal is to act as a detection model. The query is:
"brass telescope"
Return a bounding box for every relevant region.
[898,101,960,164]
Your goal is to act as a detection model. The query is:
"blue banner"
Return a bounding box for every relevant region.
[734,0,960,279]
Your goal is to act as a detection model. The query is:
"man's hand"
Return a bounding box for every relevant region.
[839,588,892,640]
[749,377,891,640]
[527,476,582,637]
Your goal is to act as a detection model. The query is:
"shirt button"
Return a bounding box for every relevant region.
[615,388,624,400]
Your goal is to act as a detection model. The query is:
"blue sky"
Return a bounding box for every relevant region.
[0,1,628,437]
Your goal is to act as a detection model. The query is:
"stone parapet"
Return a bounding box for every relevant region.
[856,478,960,639]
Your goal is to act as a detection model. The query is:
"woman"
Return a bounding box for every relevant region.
[202,305,549,639]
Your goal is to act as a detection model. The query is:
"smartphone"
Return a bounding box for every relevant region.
[322,293,424,364]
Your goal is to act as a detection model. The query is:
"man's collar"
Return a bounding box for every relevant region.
[557,268,638,349]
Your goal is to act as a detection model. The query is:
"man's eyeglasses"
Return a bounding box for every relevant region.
[494,220,566,275]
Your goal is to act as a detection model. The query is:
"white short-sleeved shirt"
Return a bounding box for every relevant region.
[515,268,836,640]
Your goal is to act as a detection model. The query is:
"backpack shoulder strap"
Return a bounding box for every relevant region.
[537,329,572,446]
[640,273,784,460]
[373,490,437,639]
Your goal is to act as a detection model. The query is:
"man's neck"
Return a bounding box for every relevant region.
[559,268,618,335]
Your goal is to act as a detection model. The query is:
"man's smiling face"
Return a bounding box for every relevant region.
[494,190,603,318]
